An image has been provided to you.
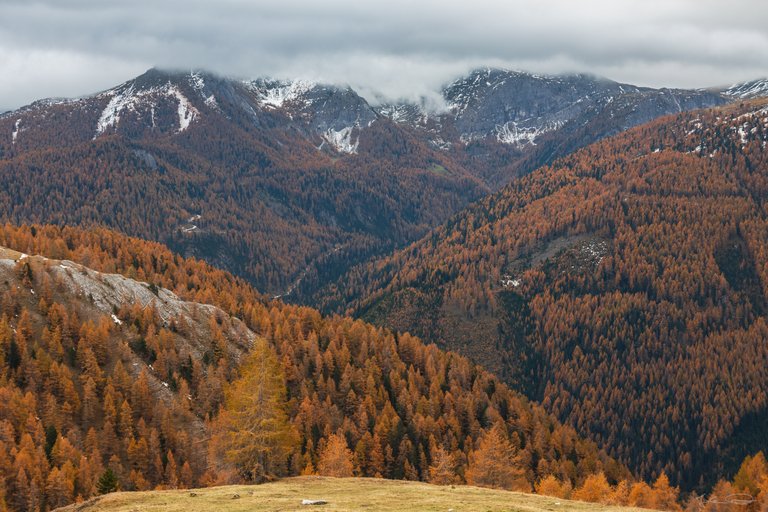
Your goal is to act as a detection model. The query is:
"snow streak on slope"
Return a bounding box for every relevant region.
[323,126,359,154]
[254,79,316,108]
[95,83,200,137]
[11,119,20,144]
[496,120,565,146]
[173,87,197,131]
[724,79,768,99]
[95,86,136,136]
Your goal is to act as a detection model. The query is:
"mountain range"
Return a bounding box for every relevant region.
[0,68,739,300]
[1,67,768,509]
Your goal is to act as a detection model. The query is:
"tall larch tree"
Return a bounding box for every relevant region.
[428,446,462,485]
[317,434,355,478]
[210,338,297,482]
[465,424,528,491]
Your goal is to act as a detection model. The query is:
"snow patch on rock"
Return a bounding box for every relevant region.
[378,104,408,122]
[323,126,359,154]
[204,95,218,109]
[255,80,315,108]
[189,72,205,92]
[501,275,521,288]
[496,120,564,146]
[430,136,452,151]
[11,119,20,144]
[189,72,219,110]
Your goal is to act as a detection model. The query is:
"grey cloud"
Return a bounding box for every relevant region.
[1,0,767,111]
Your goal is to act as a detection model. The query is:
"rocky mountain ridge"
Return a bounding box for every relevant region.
[0,67,741,300]
[2,67,732,172]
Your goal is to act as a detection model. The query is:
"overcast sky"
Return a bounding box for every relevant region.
[1,0,767,112]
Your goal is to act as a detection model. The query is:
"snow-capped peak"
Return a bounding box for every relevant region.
[723,79,768,99]
[94,81,200,137]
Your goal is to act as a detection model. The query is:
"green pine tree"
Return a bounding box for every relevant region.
[96,468,119,494]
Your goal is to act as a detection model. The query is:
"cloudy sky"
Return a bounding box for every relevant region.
[1,0,767,111]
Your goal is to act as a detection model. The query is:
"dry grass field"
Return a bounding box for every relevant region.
[56,477,652,512]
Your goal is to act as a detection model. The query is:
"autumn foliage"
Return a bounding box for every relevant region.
[321,100,768,490]
[465,424,528,492]
[0,108,486,298]
[0,224,627,511]
[209,338,297,482]
[316,434,355,478]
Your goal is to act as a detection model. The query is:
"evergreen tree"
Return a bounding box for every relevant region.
[96,468,118,495]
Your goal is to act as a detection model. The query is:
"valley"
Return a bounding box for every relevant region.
[318,99,768,490]
[0,225,626,511]
[0,26,767,509]
[0,68,729,302]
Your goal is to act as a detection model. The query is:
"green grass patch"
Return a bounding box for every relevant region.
[427,164,449,175]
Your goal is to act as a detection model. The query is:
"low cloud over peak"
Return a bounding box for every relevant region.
[1,0,766,111]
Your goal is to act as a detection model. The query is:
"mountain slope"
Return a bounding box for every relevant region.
[0,243,254,511]
[0,225,625,512]
[0,69,727,303]
[721,78,768,99]
[375,69,727,188]
[0,69,488,298]
[321,99,768,490]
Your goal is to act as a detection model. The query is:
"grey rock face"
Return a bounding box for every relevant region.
[373,68,727,185]
[721,79,768,99]
[443,69,631,141]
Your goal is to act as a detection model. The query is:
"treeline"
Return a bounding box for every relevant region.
[536,450,768,512]
[313,100,768,489]
[0,224,627,511]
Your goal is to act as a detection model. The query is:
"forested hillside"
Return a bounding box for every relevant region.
[0,69,489,299]
[0,225,625,511]
[0,68,725,302]
[319,99,768,490]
